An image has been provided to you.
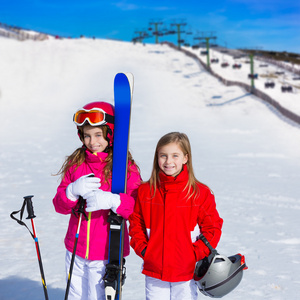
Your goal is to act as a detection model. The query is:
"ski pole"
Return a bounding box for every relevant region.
[64,196,87,300]
[26,196,49,300]
[10,195,49,300]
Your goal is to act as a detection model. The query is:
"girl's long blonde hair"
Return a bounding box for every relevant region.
[56,124,137,183]
[149,132,200,199]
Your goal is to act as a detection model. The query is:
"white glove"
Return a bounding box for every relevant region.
[85,190,121,213]
[66,173,101,201]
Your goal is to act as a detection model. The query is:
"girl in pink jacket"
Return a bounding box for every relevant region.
[53,101,141,300]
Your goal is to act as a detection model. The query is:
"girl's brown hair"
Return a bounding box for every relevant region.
[56,124,137,184]
[149,132,200,199]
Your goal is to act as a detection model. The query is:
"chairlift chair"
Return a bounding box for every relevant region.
[232,63,242,69]
[221,62,229,68]
[265,81,275,88]
[211,58,219,63]
[281,85,293,92]
[248,74,258,79]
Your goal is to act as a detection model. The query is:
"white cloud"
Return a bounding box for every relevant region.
[112,1,174,11]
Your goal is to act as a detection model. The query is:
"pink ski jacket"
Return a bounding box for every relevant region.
[53,149,141,261]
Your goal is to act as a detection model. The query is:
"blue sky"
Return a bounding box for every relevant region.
[1,0,299,53]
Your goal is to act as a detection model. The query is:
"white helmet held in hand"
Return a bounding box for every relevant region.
[194,234,248,298]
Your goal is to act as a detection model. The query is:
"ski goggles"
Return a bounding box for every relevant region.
[73,108,114,126]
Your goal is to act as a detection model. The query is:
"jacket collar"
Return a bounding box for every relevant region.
[85,148,108,163]
[159,164,189,187]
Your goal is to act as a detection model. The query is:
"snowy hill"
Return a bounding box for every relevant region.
[0,37,300,300]
[185,45,300,117]
[0,22,49,41]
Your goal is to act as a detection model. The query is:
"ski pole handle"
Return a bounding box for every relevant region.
[77,173,94,215]
[24,195,36,219]
[78,196,85,212]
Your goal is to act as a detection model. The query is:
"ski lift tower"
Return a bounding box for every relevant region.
[133,30,149,44]
[249,52,255,89]
[194,31,217,68]
[149,21,163,44]
[171,21,187,48]
[246,47,262,90]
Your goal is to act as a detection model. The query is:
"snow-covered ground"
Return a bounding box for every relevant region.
[0,37,300,300]
[186,46,300,116]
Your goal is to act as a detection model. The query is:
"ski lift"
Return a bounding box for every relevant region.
[132,37,140,44]
[264,81,275,88]
[185,25,193,35]
[211,58,219,63]
[192,44,200,49]
[281,85,293,92]
[184,43,191,47]
[210,51,219,63]
[248,74,258,79]
[221,62,229,68]
[178,39,185,43]
[232,63,242,69]
[200,50,208,55]
[221,54,229,67]
[148,27,153,31]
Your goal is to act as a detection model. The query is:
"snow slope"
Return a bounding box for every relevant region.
[186,46,300,116]
[0,37,300,300]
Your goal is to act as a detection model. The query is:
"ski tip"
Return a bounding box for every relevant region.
[115,72,133,80]
[125,73,134,94]
[114,72,134,95]
[125,72,134,81]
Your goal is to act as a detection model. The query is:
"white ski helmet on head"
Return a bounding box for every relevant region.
[194,234,247,298]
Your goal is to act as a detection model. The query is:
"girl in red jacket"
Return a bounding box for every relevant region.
[53,101,141,300]
[129,132,223,300]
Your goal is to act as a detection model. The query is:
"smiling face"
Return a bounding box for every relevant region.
[157,142,188,177]
[83,125,108,153]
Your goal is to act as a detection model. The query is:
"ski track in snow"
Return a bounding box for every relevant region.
[0,38,299,300]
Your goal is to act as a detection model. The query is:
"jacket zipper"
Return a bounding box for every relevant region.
[85,153,101,259]
[85,212,92,259]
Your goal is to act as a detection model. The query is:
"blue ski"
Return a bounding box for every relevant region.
[104,73,133,300]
